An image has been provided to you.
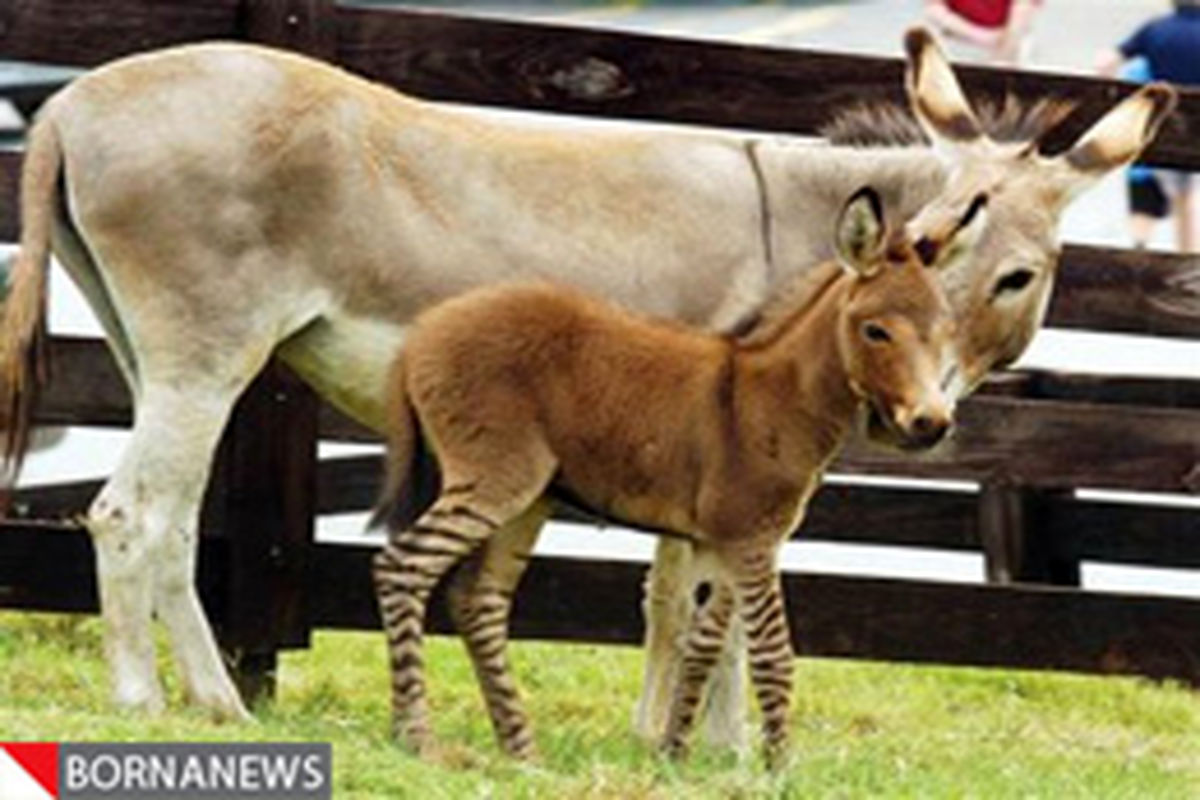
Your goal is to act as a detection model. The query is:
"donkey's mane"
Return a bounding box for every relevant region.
[822,96,1076,149]
[727,260,844,349]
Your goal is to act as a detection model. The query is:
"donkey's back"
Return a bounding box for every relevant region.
[43,42,762,427]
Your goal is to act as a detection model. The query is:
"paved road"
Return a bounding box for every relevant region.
[428,0,1163,72]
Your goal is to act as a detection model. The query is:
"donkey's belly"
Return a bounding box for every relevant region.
[276,313,408,433]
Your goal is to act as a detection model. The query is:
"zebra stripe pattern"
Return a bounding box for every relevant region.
[662,581,736,761]
[662,551,793,769]
[446,550,537,758]
[738,570,793,768]
[372,498,502,753]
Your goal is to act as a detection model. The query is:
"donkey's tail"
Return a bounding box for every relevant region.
[1,114,60,484]
[368,356,440,536]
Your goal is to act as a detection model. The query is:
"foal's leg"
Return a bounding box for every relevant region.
[374,496,499,752]
[637,539,748,750]
[660,579,736,761]
[729,548,794,769]
[373,449,553,754]
[446,500,549,758]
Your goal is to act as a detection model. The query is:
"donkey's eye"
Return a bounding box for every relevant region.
[863,322,892,344]
[992,269,1035,297]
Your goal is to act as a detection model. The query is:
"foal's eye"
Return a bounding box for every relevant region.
[862,322,892,344]
[992,269,1035,297]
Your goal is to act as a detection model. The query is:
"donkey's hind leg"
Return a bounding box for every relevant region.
[446,499,549,759]
[89,378,258,719]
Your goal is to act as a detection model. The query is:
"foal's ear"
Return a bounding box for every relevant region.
[904,27,984,152]
[1055,82,1177,200]
[930,192,990,271]
[835,186,887,276]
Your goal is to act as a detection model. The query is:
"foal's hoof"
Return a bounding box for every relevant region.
[503,739,539,762]
[393,722,432,757]
[763,742,793,773]
[658,738,689,763]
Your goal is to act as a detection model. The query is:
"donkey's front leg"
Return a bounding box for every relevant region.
[634,538,694,740]
[702,616,749,751]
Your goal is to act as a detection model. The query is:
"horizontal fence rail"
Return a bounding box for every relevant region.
[3,525,1198,685]
[15,337,1200,495]
[12,457,1200,571]
[0,0,1198,692]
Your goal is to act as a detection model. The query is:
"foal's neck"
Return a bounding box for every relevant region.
[731,267,861,466]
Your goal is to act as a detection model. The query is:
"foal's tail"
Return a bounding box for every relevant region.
[1,114,60,484]
[369,356,441,535]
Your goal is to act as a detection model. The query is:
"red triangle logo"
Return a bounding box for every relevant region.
[3,742,58,796]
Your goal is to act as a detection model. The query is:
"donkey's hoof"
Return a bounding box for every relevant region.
[113,684,166,717]
[190,689,253,724]
[207,700,254,725]
[631,703,664,743]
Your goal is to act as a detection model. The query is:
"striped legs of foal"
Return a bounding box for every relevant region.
[446,502,548,759]
[733,562,793,769]
[661,580,736,760]
[372,495,501,752]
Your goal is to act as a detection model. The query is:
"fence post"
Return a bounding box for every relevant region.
[979,481,1080,586]
[206,363,319,703]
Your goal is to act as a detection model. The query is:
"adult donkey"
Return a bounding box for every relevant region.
[2,28,1173,738]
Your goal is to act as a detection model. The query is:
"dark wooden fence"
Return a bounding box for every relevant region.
[1,0,1198,695]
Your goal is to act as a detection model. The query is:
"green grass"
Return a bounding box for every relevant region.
[1,612,1197,798]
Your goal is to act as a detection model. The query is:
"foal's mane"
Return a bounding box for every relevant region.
[727,260,844,350]
[821,96,1076,149]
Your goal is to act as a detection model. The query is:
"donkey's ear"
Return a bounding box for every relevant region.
[1055,82,1177,199]
[904,27,984,151]
[835,187,887,275]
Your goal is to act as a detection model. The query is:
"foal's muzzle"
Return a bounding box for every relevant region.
[865,403,953,452]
